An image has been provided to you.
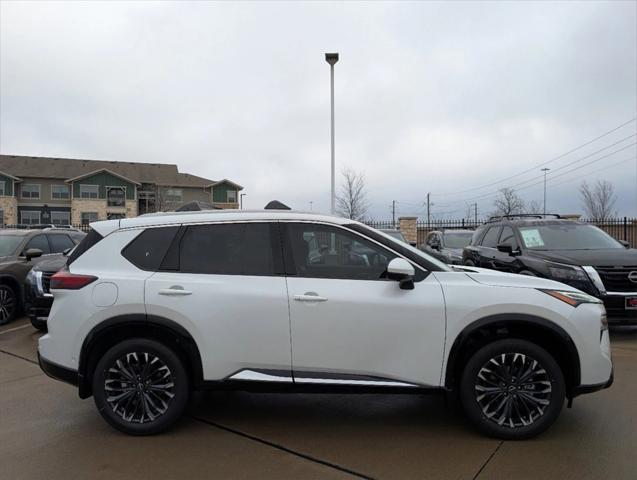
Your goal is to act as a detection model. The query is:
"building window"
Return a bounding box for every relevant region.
[81,212,99,225]
[21,211,41,225]
[0,181,5,196]
[51,211,70,225]
[0,209,4,226]
[166,189,182,202]
[79,185,99,199]
[21,184,40,199]
[51,185,70,199]
[226,190,237,203]
[107,213,125,220]
[107,187,126,207]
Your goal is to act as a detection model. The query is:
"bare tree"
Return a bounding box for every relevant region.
[492,188,526,216]
[579,180,617,220]
[525,200,543,214]
[335,168,370,221]
[156,186,179,212]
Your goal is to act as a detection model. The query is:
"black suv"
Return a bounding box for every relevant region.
[0,228,84,325]
[462,215,637,324]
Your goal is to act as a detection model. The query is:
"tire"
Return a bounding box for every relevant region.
[459,338,565,440]
[30,317,48,332]
[0,284,18,326]
[92,338,190,435]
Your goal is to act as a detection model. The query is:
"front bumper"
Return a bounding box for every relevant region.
[601,293,637,325]
[573,368,614,397]
[38,352,79,387]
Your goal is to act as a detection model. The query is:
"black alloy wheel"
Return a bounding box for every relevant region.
[0,285,17,325]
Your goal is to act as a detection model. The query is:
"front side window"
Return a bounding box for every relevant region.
[21,211,40,225]
[80,185,99,199]
[21,184,40,199]
[107,187,126,207]
[51,185,70,199]
[226,190,237,203]
[286,223,397,280]
[499,226,519,250]
[481,227,502,248]
[179,223,275,275]
[24,234,51,254]
[48,234,75,253]
[51,211,70,225]
[81,212,99,225]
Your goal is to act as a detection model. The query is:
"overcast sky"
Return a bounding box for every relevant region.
[1,0,636,219]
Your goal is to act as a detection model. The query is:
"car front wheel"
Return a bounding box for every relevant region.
[92,338,189,435]
[0,284,18,325]
[459,338,565,439]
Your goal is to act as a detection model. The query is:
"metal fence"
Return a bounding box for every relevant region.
[366,217,637,248]
[1,223,92,233]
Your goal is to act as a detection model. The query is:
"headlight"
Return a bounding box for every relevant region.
[26,269,37,285]
[539,289,602,307]
[547,263,589,282]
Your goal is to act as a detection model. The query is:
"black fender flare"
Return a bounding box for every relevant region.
[78,314,204,398]
[444,313,581,390]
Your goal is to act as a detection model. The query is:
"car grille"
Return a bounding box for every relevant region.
[41,272,53,293]
[595,266,637,292]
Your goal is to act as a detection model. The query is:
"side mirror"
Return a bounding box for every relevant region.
[24,248,43,261]
[619,240,630,249]
[409,241,417,247]
[498,243,518,255]
[386,258,415,290]
[430,241,440,250]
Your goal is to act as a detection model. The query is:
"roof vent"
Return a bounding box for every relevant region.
[264,200,291,210]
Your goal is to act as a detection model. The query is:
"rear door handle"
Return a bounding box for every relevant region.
[158,286,192,296]
[294,293,328,302]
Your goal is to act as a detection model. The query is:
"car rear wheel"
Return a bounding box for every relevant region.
[0,285,18,325]
[92,338,189,435]
[459,338,565,439]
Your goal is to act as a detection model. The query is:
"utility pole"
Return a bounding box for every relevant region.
[426,193,431,229]
[541,167,550,217]
[309,201,313,212]
[473,202,478,225]
[325,53,339,214]
[392,200,396,228]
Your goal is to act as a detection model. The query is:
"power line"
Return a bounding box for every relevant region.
[433,117,637,197]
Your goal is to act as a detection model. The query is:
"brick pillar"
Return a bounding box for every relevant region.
[398,216,418,245]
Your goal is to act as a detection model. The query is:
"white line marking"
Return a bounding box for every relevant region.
[0,324,32,336]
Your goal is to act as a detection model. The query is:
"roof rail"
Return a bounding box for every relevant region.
[486,213,562,223]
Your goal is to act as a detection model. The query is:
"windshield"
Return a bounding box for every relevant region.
[518,224,623,250]
[443,232,473,249]
[0,235,25,256]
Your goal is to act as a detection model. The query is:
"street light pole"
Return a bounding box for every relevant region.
[240,193,246,210]
[541,168,550,217]
[325,53,339,215]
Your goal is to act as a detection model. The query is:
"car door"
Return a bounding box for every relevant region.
[21,234,53,268]
[491,226,520,273]
[283,222,446,387]
[477,226,502,269]
[144,222,293,382]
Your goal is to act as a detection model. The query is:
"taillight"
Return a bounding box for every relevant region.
[50,268,98,290]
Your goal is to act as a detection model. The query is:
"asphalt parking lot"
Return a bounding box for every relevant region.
[1,318,636,480]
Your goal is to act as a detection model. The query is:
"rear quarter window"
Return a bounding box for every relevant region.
[122,226,180,271]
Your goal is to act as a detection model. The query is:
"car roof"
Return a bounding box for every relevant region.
[92,210,361,236]
[441,229,474,234]
[489,219,579,227]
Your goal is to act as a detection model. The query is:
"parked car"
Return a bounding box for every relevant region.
[39,211,612,439]
[462,215,637,324]
[379,228,414,246]
[0,228,84,325]
[25,254,68,331]
[422,229,474,264]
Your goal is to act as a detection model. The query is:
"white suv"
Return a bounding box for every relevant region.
[38,211,613,438]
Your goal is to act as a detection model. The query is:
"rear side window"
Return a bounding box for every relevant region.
[178,223,276,276]
[498,226,519,250]
[122,227,180,271]
[67,228,104,266]
[481,227,502,248]
[48,234,75,253]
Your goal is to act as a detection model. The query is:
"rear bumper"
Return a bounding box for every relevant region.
[38,352,78,387]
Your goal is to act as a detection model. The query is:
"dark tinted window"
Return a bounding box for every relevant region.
[24,234,50,254]
[481,227,502,248]
[471,226,487,246]
[287,223,396,280]
[48,234,75,253]
[179,223,275,275]
[518,223,623,250]
[67,228,103,266]
[122,227,180,271]
[499,226,518,250]
[443,232,473,249]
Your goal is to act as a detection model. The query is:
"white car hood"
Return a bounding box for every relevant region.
[458,266,572,291]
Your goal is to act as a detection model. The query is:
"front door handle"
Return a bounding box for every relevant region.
[294,293,328,302]
[158,286,192,296]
